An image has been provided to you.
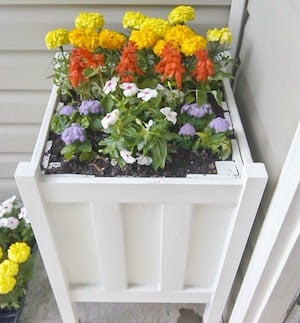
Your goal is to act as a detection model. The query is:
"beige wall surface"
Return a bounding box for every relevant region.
[235,0,300,211]
[0,0,231,200]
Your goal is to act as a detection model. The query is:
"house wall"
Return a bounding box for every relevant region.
[234,0,300,213]
[0,0,231,200]
[223,0,300,321]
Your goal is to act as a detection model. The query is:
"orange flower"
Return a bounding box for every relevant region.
[115,41,144,82]
[154,43,186,89]
[193,49,214,82]
[69,48,105,88]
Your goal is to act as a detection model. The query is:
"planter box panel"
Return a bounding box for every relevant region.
[39,178,243,204]
[185,205,233,288]
[123,204,161,287]
[50,203,103,285]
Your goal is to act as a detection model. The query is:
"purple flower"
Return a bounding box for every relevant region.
[79,100,103,115]
[59,105,76,116]
[61,123,86,145]
[209,117,230,133]
[181,103,212,118]
[179,123,196,136]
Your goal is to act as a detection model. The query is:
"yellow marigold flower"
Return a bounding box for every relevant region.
[8,242,31,264]
[164,25,195,48]
[168,5,195,25]
[140,18,170,38]
[75,12,105,30]
[0,260,19,277]
[45,28,69,49]
[69,28,100,52]
[220,27,233,45]
[207,28,222,42]
[99,29,127,50]
[181,35,208,56]
[0,275,16,294]
[0,246,3,260]
[130,28,160,50]
[153,39,167,56]
[123,11,145,29]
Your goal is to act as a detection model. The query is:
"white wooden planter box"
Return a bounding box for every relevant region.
[15,79,267,323]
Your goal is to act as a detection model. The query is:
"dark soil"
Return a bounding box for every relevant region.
[41,93,228,177]
[42,132,219,177]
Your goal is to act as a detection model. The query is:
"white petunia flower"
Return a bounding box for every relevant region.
[101,109,120,129]
[5,217,19,230]
[137,88,158,102]
[0,195,16,216]
[18,207,30,224]
[145,119,154,130]
[160,107,177,124]
[136,154,153,166]
[119,83,139,97]
[103,76,119,94]
[0,218,8,227]
[120,149,136,164]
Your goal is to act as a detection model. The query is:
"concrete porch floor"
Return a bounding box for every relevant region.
[19,251,204,323]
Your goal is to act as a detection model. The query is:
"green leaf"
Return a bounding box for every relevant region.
[101,95,115,112]
[79,151,93,162]
[78,141,92,153]
[84,67,99,78]
[196,89,208,106]
[81,116,90,128]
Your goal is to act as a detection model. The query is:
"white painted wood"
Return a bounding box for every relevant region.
[0,124,40,153]
[3,0,231,6]
[203,163,267,323]
[228,0,248,59]
[185,205,233,288]
[14,163,78,323]
[229,122,300,323]
[14,81,267,323]
[90,202,127,291]
[159,204,192,290]
[0,52,53,91]
[122,204,161,286]
[70,285,213,303]
[0,153,31,178]
[0,91,49,123]
[50,203,103,285]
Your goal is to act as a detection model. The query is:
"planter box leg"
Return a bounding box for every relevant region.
[203,163,267,323]
[15,162,79,323]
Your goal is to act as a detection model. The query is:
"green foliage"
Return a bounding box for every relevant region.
[0,197,35,310]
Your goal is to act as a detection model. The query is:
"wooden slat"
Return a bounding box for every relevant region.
[122,204,161,286]
[0,124,40,152]
[90,202,127,291]
[1,0,231,6]
[0,179,20,201]
[40,177,243,204]
[50,203,103,285]
[70,285,213,303]
[0,51,53,91]
[159,204,192,290]
[0,90,49,123]
[0,153,31,178]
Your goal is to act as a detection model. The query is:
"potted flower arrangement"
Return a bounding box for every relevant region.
[0,196,35,322]
[15,5,267,323]
[43,5,235,175]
